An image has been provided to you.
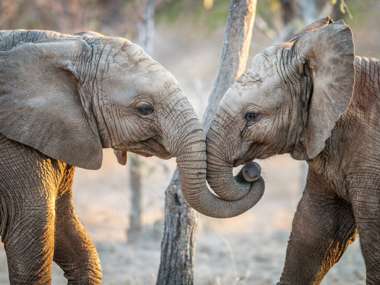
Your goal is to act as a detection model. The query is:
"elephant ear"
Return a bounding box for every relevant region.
[288,17,333,41]
[0,39,103,170]
[294,20,354,159]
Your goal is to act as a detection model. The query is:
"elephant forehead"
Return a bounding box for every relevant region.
[115,41,167,73]
[102,41,180,105]
[222,66,284,112]
[223,85,284,114]
[103,68,177,106]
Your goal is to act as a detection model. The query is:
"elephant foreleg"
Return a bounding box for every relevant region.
[54,186,102,285]
[278,173,356,285]
[3,201,56,285]
[351,181,380,285]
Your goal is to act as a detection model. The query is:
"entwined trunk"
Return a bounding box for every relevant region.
[175,117,265,218]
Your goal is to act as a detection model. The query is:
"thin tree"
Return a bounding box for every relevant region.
[156,1,257,284]
[127,0,156,242]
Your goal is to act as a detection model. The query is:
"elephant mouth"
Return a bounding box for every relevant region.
[120,137,172,159]
[233,152,258,167]
[232,142,270,167]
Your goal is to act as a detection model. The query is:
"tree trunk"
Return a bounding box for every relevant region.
[280,0,298,26]
[157,1,256,284]
[127,0,156,242]
[203,0,256,129]
[156,172,197,285]
[137,0,155,54]
[331,0,349,20]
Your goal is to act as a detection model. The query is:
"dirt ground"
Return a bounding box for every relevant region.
[0,6,379,284]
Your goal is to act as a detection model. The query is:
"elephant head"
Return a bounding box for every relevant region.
[0,30,264,218]
[206,18,355,201]
[0,30,193,167]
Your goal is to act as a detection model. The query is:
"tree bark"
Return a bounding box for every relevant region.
[203,0,256,130]
[127,0,156,242]
[157,1,256,284]
[156,172,196,285]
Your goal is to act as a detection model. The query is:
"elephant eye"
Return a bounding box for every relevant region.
[244,112,260,124]
[136,102,154,116]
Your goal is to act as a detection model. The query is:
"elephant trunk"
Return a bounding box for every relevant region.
[205,119,264,205]
[175,117,265,218]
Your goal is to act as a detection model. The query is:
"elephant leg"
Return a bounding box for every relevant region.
[352,184,380,284]
[53,176,102,285]
[3,200,56,285]
[0,137,61,284]
[278,173,356,285]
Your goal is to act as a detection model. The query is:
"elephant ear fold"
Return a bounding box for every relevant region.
[295,20,355,159]
[0,39,103,170]
[288,17,333,41]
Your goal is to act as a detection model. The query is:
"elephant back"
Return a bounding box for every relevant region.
[0,30,73,51]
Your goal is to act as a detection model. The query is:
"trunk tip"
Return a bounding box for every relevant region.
[239,161,262,183]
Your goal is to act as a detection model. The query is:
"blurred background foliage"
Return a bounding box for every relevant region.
[0,0,377,38]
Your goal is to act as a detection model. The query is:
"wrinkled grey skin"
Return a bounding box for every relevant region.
[207,18,380,284]
[0,29,260,284]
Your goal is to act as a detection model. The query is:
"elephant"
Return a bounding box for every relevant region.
[205,17,380,284]
[0,29,265,284]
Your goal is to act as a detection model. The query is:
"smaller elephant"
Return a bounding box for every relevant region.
[206,18,380,284]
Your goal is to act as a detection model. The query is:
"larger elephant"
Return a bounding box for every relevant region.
[0,30,264,284]
[206,18,380,284]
